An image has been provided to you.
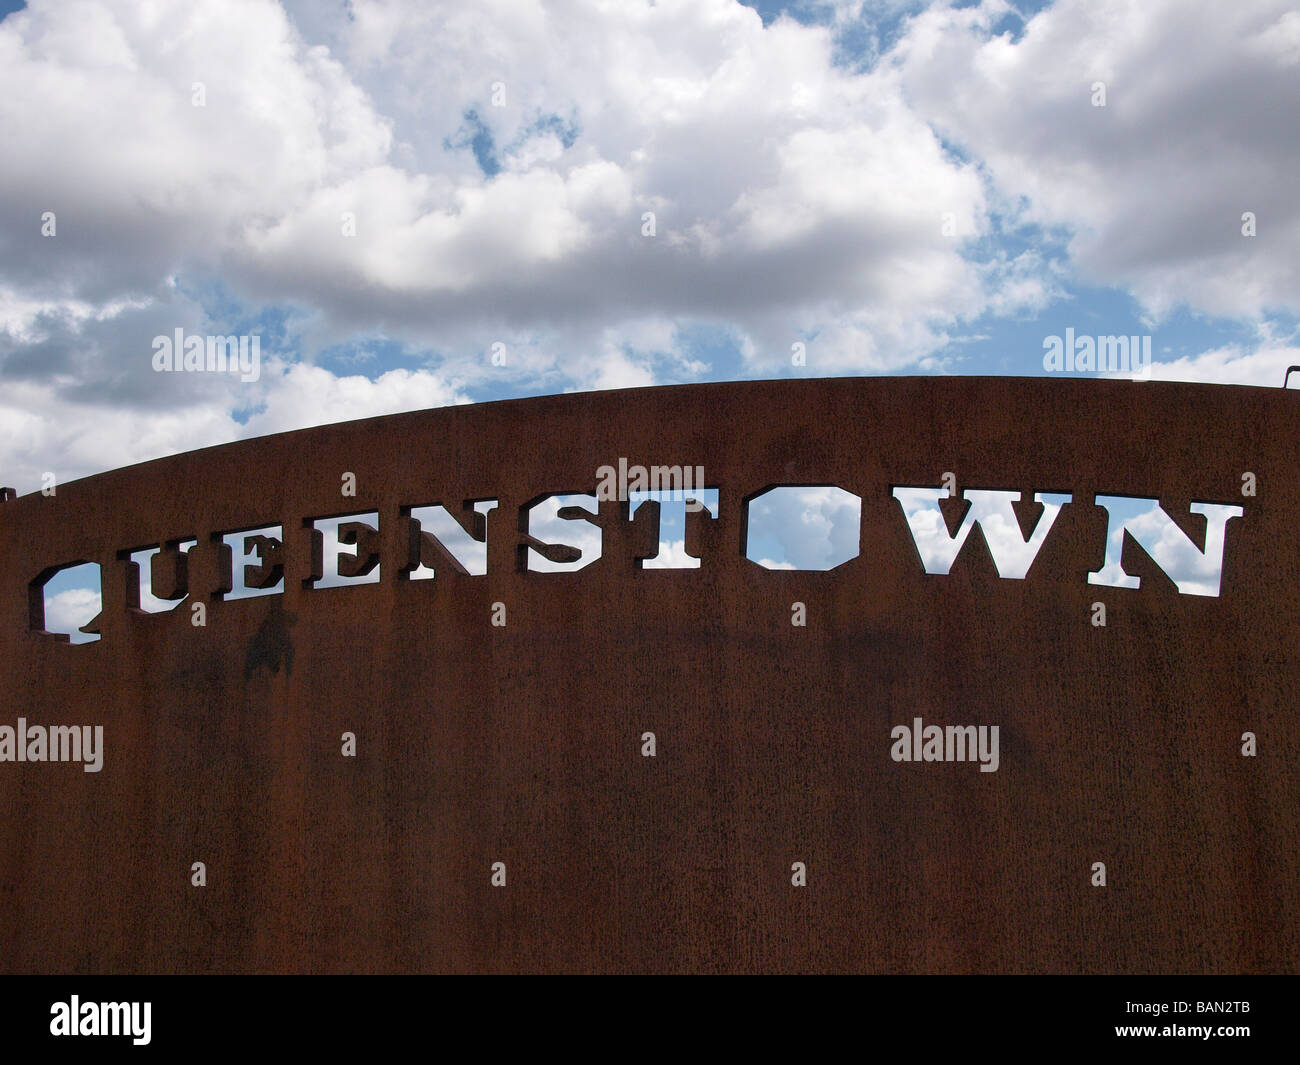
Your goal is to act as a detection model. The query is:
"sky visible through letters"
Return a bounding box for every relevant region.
[2,0,1291,637]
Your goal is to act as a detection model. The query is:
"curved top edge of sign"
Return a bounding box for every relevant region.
[0,374,1291,501]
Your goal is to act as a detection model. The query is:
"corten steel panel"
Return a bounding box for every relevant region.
[0,376,1296,974]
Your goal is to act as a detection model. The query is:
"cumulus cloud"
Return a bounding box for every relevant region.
[1090,496,1243,597]
[746,485,862,569]
[641,538,700,569]
[0,0,995,366]
[1140,338,1300,388]
[0,0,391,304]
[0,0,1294,495]
[892,487,1068,578]
[0,345,469,490]
[898,0,1300,321]
[43,585,101,644]
[524,492,602,572]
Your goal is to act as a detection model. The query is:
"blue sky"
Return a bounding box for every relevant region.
[3,0,1297,495]
[2,0,1294,636]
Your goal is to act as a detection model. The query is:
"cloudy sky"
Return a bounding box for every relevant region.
[2,0,1289,632]
[2,0,1298,494]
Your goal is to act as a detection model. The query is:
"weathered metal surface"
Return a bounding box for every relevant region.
[0,376,1296,974]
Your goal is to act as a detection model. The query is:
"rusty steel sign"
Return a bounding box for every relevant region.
[1,376,1297,973]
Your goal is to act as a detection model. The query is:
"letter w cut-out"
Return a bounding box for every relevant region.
[892,489,1072,579]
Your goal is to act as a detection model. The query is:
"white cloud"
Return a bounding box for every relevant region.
[241,360,467,437]
[1094,499,1241,597]
[43,586,101,644]
[1,0,1293,494]
[0,0,996,375]
[0,344,469,491]
[746,485,862,569]
[893,488,1068,578]
[1141,339,1300,388]
[641,538,698,569]
[898,0,1300,320]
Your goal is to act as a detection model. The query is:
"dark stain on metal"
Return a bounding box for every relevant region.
[243,599,297,681]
